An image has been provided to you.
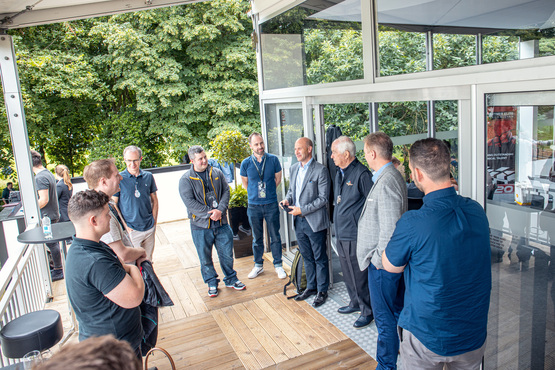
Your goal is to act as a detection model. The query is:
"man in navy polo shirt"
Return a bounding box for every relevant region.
[240,132,286,280]
[114,146,158,261]
[383,138,491,369]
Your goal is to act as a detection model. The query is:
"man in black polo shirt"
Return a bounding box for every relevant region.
[65,190,144,358]
[331,136,374,328]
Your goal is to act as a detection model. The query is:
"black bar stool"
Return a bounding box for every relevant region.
[0,310,63,358]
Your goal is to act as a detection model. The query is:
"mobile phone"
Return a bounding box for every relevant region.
[281,204,292,212]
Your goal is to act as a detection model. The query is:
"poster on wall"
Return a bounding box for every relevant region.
[486,106,518,202]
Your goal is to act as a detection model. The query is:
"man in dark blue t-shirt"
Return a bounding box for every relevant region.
[383,138,491,369]
[240,132,286,280]
[65,190,144,358]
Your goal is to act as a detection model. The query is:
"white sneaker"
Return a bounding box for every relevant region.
[248,266,264,279]
[275,266,287,279]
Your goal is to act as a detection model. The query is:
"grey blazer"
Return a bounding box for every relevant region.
[357,164,408,270]
[285,159,331,233]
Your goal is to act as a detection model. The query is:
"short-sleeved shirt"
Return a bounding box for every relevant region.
[65,237,142,350]
[35,169,60,222]
[56,180,73,223]
[116,169,158,231]
[385,187,491,357]
[2,188,11,203]
[240,153,282,205]
[100,201,134,248]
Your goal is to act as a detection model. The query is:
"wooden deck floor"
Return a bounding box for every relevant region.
[47,220,377,369]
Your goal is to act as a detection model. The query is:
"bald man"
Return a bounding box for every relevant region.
[281,138,331,307]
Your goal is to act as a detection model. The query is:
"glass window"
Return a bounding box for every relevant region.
[485,92,555,369]
[377,1,555,76]
[260,0,363,90]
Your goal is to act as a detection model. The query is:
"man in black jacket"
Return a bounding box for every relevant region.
[179,145,246,298]
[331,136,374,328]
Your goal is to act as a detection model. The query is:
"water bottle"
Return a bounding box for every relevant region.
[43,216,52,239]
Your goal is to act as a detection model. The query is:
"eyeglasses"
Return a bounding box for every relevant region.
[124,159,141,164]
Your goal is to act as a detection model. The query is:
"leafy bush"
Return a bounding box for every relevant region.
[229,184,248,208]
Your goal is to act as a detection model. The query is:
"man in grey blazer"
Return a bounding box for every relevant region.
[281,137,331,307]
[357,132,408,370]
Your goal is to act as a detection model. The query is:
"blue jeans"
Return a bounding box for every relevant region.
[247,203,282,267]
[369,263,405,370]
[191,224,238,287]
[295,217,329,292]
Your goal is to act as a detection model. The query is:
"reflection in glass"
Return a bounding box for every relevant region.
[485,93,555,369]
[260,0,363,90]
[377,1,555,75]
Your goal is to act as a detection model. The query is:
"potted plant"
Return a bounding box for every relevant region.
[210,130,252,252]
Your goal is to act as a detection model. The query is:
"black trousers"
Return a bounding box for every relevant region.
[337,239,372,317]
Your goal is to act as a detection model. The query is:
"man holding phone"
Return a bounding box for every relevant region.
[281,137,331,307]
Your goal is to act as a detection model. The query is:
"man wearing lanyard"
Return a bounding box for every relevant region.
[113,146,158,262]
[331,136,374,328]
[240,132,286,280]
[180,146,246,297]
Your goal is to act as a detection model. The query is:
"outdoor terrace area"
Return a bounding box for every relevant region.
[46,219,378,369]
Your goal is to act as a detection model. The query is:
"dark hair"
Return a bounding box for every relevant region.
[364,132,393,160]
[30,150,43,167]
[188,145,205,161]
[409,138,451,182]
[6,182,12,187]
[248,132,262,143]
[68,189,110,222]
[34,335,141,370]
[83,159,116,189]
[392,157,401,166]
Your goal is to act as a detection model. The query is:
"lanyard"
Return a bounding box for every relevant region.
[194,167,212,193]
[251,155,267,181]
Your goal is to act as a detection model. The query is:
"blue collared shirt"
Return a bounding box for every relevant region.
[385,187,491,356]
[295,158,313,206]
[372,161,392,180]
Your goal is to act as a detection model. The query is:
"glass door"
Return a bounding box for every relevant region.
[264,102,305,260]
[485,91,555,369]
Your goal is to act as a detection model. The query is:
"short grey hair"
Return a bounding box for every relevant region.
[188,145,205,161]
[334,136,356,158]
[123,145,142,158]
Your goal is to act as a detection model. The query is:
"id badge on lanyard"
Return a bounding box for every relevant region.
[252,155,267,199]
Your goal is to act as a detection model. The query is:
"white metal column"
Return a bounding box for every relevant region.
[0,33,51,298]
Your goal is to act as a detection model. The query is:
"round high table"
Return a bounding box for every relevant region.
[16,222,76,345]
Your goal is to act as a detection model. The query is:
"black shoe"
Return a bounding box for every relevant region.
[312,292,328,308]
[353,314,374,329]
[51,269,64,282]
[338,306,360,314]
[294,289,317,301]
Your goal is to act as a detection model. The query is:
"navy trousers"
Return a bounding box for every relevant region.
[294,216,329,292]
[368,263,405,370]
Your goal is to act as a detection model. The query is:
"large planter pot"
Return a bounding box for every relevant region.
[228,207,253,258]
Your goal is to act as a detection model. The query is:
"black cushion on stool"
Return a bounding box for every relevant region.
[0,309,63,358]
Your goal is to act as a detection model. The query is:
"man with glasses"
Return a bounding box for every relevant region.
[114,146,158,261]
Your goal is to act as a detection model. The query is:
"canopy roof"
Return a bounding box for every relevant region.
[0,0,205,29]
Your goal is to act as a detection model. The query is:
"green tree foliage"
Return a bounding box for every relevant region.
[210,129,249,188]
[0,0,258,177]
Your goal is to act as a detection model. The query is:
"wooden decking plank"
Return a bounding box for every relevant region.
[178,272,208,315]
[296,299,348,341]
[212,309,261,370]
[254,297,314,354]
[158,275,187,320]
[221,305,276,368]
[275,293,339,346]
[233,303,289,363]
[242,300,302,359]
[265,294,327,350]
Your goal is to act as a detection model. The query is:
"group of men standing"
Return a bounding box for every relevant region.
[57,131,490,369]
[273,133,490,370]
[61,146,158,359]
